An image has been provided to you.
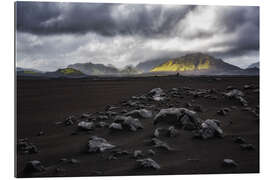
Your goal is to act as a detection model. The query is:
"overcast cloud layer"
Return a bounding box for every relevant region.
[16,2,259,71]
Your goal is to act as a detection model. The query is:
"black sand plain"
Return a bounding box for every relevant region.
[16,75,259,177]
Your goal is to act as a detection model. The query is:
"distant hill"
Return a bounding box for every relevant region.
[149,53,257,75]
[247,62,259,69]
[136,58,169,72]
[16,67,44,77]
[68,62,120,75]
[45,68,87,78]
[120,65,140,75]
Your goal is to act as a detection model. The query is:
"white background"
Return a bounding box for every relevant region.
[0,0,269,179]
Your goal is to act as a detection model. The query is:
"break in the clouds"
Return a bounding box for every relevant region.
[16,2,259,71]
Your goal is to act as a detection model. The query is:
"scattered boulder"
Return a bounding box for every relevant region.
[243,85,253,90]
[64,115,76,126]
[109,122,123,131]
[149,88,166,101]
[225,89,244,97]
[37,131,45,136]
[123,117,143,131]
[114,116,143,131]
[88,136,116,153]
[224,89,248,106]
[167,126,178,137]
[24,160,45,173]
[133,150,144,158]
[226,86,235,90]
[193,119,223,139]
[217,108,230,116]
[70,158,80,164]
[153,128,162,138]
[125,109,153,119]
[96,115,108,121]
[185,102,192,108]
[222,159,238,168]
[81,113,91,118]
[234,137,246,144]
[78,121,95,131]
[17,138,39,154]
[240,144,255,151]
[136,158,161,170]
[96,121,108,128]
[114,150,130,156]
[151,138,172,151]
[154,108,201,130]
[147,149,156,156]
[108,155,118,160]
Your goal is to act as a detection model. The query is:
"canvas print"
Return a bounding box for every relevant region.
[15,1,259,178]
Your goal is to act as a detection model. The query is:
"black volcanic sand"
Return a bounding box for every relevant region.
[16,76,259,177]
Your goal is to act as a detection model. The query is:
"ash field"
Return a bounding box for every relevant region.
[16,75,259,177]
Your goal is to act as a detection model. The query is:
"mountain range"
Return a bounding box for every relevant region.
[247,62,259,69]
[17,53,259,77]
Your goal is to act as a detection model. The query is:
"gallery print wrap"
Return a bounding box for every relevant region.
[15,1,259,178]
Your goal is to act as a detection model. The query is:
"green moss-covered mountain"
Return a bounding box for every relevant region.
[68,62,120,75]
[150,53,253,75]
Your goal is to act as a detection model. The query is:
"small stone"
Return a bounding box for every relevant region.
[37,131,44,136]
[70,158,80,164]
[151,138,172,151]
[217,109,227,116]
[234,137,246,144]
[147,149,156,156]
[60,158,68,163]
[167,126,178,137]
[124,109,153,119]
[78,121,95,130]
[24,160,45,172]
[108,155,118,160]
[109,122,123,131]
[153,128,161,138]
[240,144,255,151]
[81,113,91,118]
[137,158,161,170]
[222,159,238,168]
[88,136,116,153]
[133,150,143,158]
[55,167,66,173]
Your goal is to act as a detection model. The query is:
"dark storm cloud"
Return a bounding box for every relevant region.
[16,3,260,70]
[214,6,259,56]
[16,2,195,37]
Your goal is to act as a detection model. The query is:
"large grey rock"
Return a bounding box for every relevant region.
[114,116,143,131]
[225,89,248,106]
[136,158,161,169]
[109,122,123,131]
[88,136,116,152]
[154,108,201,130]
[125,109,153,119]
[194,119,223,139]
[154,108,184,125]
[78,121,95,130]
[149,88,165,101]
[225,89,244,97]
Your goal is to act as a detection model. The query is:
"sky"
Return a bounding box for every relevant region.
[16,2,259,71]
